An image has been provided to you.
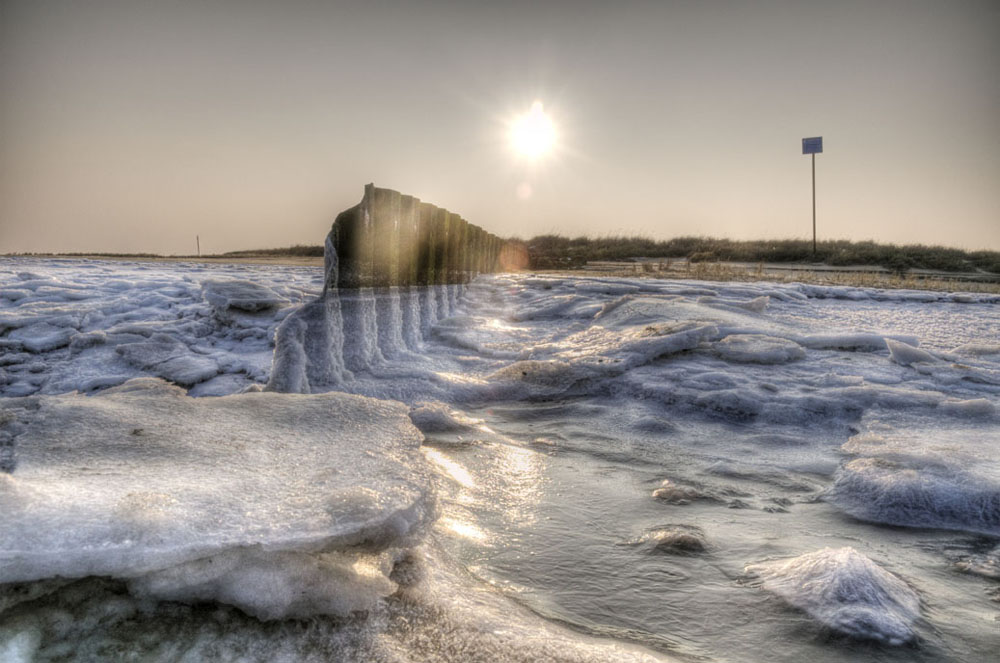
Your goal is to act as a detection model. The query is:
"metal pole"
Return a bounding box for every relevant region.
[811,153,816,258]
[197,235,200,257]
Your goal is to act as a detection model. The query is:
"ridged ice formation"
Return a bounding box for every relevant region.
[268,184,522,392]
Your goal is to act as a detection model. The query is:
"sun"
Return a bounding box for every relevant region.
[509,101,556,159]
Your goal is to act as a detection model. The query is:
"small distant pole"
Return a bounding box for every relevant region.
[802,136,823,259]
[196,235,200,257]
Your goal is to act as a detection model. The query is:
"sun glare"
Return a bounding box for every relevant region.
[509,101,556,159]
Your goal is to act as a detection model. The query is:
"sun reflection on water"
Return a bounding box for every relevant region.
[486,443,545,527]
[424,447,476,489]
[440,516,490,543]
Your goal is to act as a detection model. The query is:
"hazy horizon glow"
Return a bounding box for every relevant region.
[1,0,998,254]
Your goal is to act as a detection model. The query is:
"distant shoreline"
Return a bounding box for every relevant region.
[7,235,999,277]
[2,254,325,267]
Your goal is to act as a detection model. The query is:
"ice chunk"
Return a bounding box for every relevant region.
[488,360,604,398]
[560,322,717,374]
[895,290,941,303]
[938,398,995,418]
[8,323,74,353]
[651,479,721,505]
[697,295,769,313]
[129,546,406,621]
[0,352,30,367]
[952,543,1000,579]
[951,342,1000,357]
[74,374,133,393]
[694,388,763,421]
[149,353,217,387]
[115,334,218,386]
[800,333,918,352]
[0,378,435,619]
[714,334,805,364]
[573,282,641,296]
[885,338,937,366]
[509,295,595,322]
[201,279,286,315]
[409,402,483,434]
[746,547,920,645]
[0,289,32,302]
[743,433,810,447]
[828,418,1000,536]
[68,331,107,353]
[624,525,708,554]
[739,295,770,312]
[593,294,634,320]
[617,323,718,369]
[828,457,1000,536]
[186,374,254,397]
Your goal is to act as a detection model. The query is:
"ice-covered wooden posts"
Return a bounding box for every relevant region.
[269,184,506,393]
[326,184,502,291]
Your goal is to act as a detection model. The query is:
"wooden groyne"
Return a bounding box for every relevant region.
[267,184,525,392]
[325,184,515,291]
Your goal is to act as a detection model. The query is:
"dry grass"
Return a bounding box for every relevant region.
[543,260,1000,294]
[524,234,1000,274]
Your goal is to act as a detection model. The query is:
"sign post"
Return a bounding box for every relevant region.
[802,137,822,257]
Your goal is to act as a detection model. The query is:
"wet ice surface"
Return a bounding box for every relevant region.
[2,257,999,662]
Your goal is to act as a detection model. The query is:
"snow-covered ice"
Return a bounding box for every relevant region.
[828,413,1000,536]
[0,259,320,397]
[201,279,287,316]
[1,256,998,662]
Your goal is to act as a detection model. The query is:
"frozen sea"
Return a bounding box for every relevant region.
[1,257,998,662]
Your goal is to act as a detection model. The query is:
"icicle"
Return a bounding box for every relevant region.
[375,286,406,359]
[420,285,438,340]
[340,286,382,372]
[399,285,423,350]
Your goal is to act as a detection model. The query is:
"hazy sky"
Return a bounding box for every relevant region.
[2,0,998,254]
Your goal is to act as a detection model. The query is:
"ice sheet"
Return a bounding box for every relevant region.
[2,258,999,662]
[0,378,433,619]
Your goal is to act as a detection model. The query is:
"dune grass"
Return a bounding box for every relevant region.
[559,259,1000,294]
[523,235,1000,275]
[221,245,325,258]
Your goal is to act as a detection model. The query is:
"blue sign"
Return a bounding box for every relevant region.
[802,136,823,154]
